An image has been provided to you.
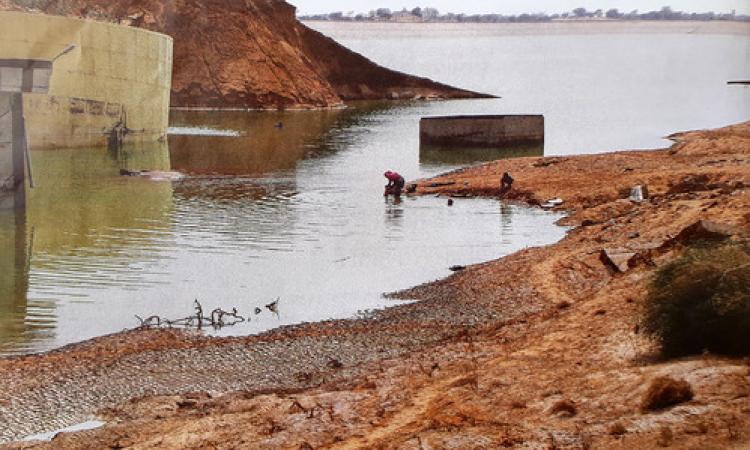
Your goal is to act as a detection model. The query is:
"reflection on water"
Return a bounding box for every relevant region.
[0,104,567,355]
[0,210,32,350]
[1,143,173,354]
[420,143,544,167]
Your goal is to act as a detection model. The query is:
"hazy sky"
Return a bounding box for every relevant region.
[291,0,749,15]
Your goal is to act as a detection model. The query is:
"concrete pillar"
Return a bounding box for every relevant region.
[0,92,26,210]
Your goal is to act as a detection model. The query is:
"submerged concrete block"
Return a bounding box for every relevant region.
[420,115,544,148]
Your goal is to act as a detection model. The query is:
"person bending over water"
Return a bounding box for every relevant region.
[384,171,405,197]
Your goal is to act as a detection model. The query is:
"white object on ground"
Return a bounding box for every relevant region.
[629,185,644,202]
[20,420,106,442]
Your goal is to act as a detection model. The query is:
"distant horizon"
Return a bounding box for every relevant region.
[291,1,750,16]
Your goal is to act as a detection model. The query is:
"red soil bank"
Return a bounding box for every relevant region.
[1,0,491,109]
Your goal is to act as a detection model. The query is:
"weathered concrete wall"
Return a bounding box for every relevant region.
[420,115,544,148]
[0,11,172,149]
[0,93,24,209]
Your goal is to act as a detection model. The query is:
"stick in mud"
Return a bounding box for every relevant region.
[135,300,247,330]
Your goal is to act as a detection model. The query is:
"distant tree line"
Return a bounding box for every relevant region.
[299,6,748,23]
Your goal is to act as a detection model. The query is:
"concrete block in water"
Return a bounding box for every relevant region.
[420,115,544,148]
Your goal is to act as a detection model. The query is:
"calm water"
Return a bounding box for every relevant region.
[2,23,748,355]
[310,21,750,154]
[0,103,566,355]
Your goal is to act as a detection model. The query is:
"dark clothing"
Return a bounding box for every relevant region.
[501,172,514,193]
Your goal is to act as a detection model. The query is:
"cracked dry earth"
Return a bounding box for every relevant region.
[2,122,750,449]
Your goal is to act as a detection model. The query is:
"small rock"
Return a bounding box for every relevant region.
[549,399,577,418]
[327,358,343,369]
[667,174,711,195]
[449,265,465,272]
[673,219,736,244]
[600,249,638,273]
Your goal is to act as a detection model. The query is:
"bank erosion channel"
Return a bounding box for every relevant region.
[0,104,568,355]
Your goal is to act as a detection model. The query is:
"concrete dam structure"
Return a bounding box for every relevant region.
[0,11,173,209]
[420,115,545,148]
[0,11,173,149]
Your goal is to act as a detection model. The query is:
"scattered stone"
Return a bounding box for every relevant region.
[549,399,577,418]
[510,400,527,409]
[641,376,694,412]
[449,265,465,272]
[599,249,638,273]
[556,301,571,310]
[327,358,343,369]
[667,174,711,195]
[447,199,454,206]
[673,219,736,244]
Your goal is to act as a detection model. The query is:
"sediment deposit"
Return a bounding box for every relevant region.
[1,122,748,448]
[0,0,489,109]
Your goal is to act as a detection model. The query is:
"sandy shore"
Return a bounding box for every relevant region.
[2,121,749,449]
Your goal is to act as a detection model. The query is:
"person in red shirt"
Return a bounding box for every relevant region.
[384,171,405,197]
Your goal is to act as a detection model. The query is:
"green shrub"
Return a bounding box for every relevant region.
[642,240,750,357]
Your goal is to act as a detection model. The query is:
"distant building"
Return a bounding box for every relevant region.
[391,11,422,23]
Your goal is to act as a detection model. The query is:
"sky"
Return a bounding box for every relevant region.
[291,0,749,15]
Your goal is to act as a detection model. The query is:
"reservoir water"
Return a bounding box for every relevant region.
[1,22,748,355]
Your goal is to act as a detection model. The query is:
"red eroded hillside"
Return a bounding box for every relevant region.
[1,0,490,108]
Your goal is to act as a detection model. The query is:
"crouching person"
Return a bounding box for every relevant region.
[384,171,405,197]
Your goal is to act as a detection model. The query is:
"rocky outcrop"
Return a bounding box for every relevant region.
[1,0,491,109]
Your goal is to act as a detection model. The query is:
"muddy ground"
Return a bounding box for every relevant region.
[2,122,749,449]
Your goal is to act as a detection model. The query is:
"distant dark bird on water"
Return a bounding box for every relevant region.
[265,298,279,314]
[274,121,284,129]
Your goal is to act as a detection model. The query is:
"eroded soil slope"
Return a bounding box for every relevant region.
[1,0,489,108]
[2,122,749,449]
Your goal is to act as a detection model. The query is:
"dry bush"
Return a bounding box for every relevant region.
[641,376,694,412]
[642,240,750,357]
